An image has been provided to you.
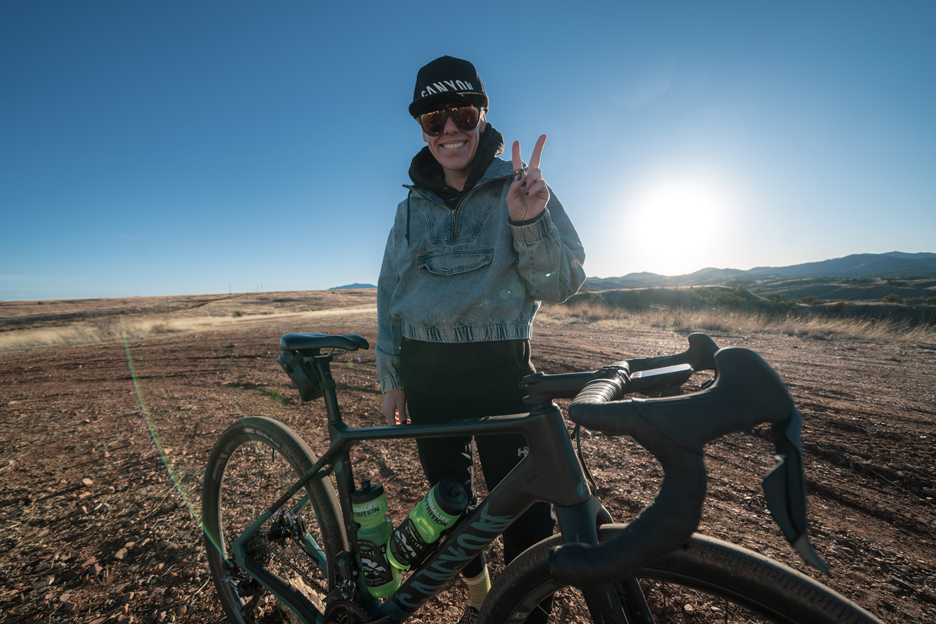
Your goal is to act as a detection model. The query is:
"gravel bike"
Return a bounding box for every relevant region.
[202,331,883,624]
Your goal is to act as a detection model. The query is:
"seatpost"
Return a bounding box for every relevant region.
[311,355,344,427]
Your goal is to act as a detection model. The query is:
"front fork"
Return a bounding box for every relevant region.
[556,498,653,624]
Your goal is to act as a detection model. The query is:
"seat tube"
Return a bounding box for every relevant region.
[313,357,343,426]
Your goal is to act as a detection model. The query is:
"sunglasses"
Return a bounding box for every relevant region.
[418,104,482,136]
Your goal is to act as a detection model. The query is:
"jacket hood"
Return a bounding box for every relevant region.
[408,123,505,201]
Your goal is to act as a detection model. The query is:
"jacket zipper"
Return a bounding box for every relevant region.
[405,174,512,242]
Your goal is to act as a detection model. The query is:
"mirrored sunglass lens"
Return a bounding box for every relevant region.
[451,107,479,129]
[421,111,446,135]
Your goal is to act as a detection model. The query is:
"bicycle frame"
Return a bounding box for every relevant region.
[228,353,650,624]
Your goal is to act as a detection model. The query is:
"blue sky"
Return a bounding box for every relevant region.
[2,0,934,301]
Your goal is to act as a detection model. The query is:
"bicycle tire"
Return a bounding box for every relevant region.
[202,417,347,624]
[479,528,883,624]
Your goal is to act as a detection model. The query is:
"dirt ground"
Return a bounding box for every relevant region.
[1,290,935,623]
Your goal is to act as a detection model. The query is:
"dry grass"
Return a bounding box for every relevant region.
[539,300,936,344]
[3,293,933,355]
[0,306,377,354]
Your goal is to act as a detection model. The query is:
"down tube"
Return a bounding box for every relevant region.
[375,466,536,621]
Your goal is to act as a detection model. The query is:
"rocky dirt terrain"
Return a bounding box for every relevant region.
[1,290,935,623]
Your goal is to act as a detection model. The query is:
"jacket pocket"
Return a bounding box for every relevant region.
[417,249,494,275]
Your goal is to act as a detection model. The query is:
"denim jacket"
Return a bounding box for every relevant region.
[376,156,586,393]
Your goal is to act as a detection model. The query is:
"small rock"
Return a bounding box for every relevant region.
[888,463,903,471]
[916,588,936,605]
[922,488,936,497]
[32,577,54,590]
[683,604,695,615]
[119,591,135,604]
[110,583,128,595]
[62,601,77,612]
[92,563,103,576]
[114,548,128,561]
[82,478,94,487]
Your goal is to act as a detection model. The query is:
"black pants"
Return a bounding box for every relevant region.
[406,387,557,579]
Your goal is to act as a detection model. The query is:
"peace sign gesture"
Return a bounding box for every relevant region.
[507,134,549,222]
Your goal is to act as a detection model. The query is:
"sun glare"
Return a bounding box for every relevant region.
[621,179,734,276]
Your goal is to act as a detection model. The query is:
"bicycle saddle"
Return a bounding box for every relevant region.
[280,333,370,354]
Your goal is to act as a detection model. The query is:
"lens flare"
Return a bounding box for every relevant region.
[120,313,200,525]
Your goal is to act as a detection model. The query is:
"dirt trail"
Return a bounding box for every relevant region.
[1,293,935,623]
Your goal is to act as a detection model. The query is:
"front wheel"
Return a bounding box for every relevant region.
[202,417,347,624]
[479,528,883,624]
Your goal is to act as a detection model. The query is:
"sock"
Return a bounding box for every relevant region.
[465,566,491,611]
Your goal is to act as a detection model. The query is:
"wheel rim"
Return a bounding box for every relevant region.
[499,578,792,623]
[208,434,332,624]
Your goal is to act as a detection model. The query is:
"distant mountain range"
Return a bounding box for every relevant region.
[324,253,936,293]
[587,252,936,290]
[330,283,376,290]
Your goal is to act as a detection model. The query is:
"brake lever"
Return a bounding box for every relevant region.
[570,348,829,576]
[763,408,829,574]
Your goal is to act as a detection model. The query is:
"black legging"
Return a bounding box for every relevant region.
[405,387,557,579]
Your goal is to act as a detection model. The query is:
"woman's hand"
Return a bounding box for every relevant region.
[382,389,409,425]
[507,134,549,222]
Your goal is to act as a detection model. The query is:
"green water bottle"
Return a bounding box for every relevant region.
[352,479,401,598]
[387,477,469,570]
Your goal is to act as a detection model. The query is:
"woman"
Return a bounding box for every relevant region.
[376,55,586,623]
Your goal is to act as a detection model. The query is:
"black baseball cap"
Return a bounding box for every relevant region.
[409,56,488,119]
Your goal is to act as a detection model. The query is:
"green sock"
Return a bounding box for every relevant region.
[465,566,491,610]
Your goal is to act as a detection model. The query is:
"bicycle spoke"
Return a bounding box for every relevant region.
[205,420,343,624]
[222,443,326,621]
[516,583,778,623]
[639,580,774,623]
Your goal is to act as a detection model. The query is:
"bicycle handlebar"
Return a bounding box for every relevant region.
[548,339,829,587]
[625,331,720,373]
[520,332,719,404]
